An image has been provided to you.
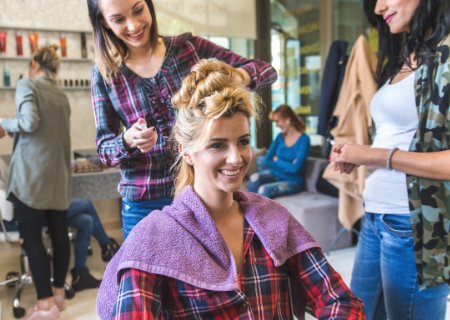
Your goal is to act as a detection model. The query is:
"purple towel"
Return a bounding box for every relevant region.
[97,186,319,319]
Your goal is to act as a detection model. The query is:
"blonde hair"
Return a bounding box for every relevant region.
[171,59,262,196]
[33,44,60,78]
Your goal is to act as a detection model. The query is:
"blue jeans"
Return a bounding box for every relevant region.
[67,199,111,270]
[121,198,172,239]
[351,213,449,320]
[247,170,302,199]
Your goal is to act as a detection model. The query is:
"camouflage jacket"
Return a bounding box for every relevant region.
[408,35,450,289]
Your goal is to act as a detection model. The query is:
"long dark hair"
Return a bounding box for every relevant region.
[86,0,159,80]
[270,104,306,133]
[364,0,450,86]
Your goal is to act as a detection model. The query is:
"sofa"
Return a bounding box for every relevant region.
[247,150,352,252]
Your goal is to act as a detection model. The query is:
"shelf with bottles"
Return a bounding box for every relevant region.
[1,74,92,90]
[0,25,92,34]
[1,61,93,91]
[0,86,91,92]
[0,56,93,63]
[1,27,95,95]
[0,27,93,61]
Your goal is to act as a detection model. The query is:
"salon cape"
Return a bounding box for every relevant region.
[97,186,319,319]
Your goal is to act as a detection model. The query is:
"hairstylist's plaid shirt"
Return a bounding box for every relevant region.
[112,222,365,319]
[91,33,277,201]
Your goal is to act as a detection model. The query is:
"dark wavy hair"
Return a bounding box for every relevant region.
[87,0,159,81]
[364,0,450,86]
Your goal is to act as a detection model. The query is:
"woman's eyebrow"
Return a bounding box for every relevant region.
[208,133,251,142]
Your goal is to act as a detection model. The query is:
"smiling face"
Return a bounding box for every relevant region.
[187,112,252,199]
[271,113,291,135]
[99,0,153,50]
[374,0,420,33]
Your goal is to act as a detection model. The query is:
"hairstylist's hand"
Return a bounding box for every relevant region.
[123,118,159,153]
[330,143,368,174]
[236,68,251,86]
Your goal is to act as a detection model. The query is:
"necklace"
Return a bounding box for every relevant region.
[391,64,414,83]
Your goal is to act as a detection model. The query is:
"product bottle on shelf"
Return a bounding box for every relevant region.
[28,32,39,54]
[3,66,11,87]
[60,33,67,58]
[16,32,23,56]
[0,32,7,54]
[81,32,87,59]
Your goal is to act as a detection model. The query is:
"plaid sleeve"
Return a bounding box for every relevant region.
[286,248,365,320]
[112,268,163,320]
[189,35,277,89]
[91,67,130,167]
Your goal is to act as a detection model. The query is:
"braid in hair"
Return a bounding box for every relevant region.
[171,59,262,196]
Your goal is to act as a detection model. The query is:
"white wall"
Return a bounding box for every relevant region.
[0,0,257,154]
[154,0,256,38]
[0,0,257,226]
[0,0,256,38]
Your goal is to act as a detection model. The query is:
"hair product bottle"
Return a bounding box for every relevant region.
[60,33,67,58]
[3,66,11,87]
[16,32,23,56]
[81,32,87,59]
[0,32,7,54]
[28,32,39,54]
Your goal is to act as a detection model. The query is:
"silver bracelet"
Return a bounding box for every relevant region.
[386,147,399,170]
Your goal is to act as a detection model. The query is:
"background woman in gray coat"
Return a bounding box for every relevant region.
[0,45,71,320]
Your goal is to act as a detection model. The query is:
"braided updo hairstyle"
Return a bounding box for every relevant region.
[171,59,262,196]
[32,44,61,78]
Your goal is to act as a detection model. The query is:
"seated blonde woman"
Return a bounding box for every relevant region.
[96,59,364,319]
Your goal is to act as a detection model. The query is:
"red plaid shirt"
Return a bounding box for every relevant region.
[112,222,364,319]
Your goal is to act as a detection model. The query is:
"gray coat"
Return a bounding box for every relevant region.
[1,76,71,210]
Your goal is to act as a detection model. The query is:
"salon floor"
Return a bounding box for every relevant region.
[0,227,123,320]
[0,231,449,320]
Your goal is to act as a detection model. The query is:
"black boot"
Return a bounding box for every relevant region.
[71,267,102,292]
[101,238,120,262]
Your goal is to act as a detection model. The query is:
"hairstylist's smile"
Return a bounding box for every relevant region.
[127,27,145,40]
[384,13,396,24]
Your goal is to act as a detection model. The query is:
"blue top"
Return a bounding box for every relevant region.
[263,133,310,185]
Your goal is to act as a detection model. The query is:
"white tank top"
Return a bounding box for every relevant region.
[363,72,418,214]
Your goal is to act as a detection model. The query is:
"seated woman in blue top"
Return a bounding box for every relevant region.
[248,104,310,198]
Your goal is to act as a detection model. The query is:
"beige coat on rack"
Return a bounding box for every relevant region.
[323,35,377,230]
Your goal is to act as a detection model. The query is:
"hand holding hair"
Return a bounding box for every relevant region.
[236,68,251,86]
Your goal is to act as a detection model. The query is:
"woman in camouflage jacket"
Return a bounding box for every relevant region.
[330,0,450,319]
